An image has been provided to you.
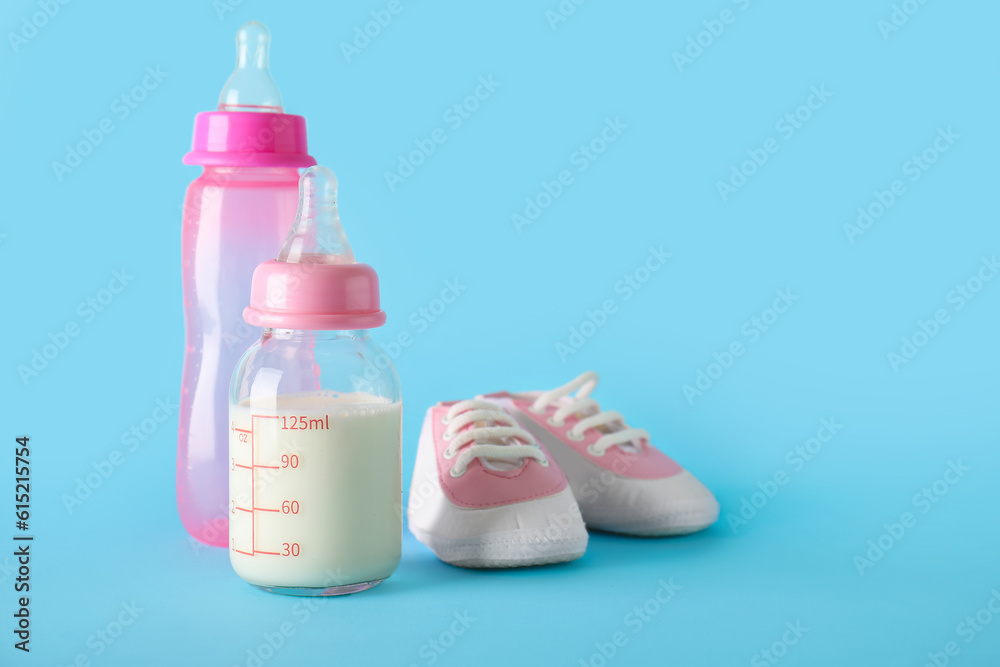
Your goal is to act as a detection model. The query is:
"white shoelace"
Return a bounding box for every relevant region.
[530,371,649,456]
[442,400,548,478]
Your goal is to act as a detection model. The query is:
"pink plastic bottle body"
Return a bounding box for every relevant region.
[178,166,300,547]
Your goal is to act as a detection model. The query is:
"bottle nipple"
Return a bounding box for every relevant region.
[277,166,355,265]
[217,21,284,113]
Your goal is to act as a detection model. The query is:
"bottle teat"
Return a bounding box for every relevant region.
[244,164,384,330]
[218,21,283,113]
[277,166,355,265]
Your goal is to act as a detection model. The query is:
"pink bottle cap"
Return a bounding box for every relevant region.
[182,22,315,168]
[183,112,315,168]
[243,167,386,330]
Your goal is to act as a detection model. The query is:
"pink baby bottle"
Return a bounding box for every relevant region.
[178,21,315,547]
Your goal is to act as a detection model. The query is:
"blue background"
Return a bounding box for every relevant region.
[2,0,998,665]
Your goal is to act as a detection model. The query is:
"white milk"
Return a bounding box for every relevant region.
[229,391,402,590]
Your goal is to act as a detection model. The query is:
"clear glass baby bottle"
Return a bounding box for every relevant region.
[178,22,315,548]
[229,166,402,596]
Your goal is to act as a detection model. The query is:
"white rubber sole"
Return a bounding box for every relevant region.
[409,523,588,569]
[584,502,720,537]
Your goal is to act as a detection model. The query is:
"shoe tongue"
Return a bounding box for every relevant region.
[466,418,526,471]
[481,457,522,471]
[555,395,601,424]
[616,440,642,454]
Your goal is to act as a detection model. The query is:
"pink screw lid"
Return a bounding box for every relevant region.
[183,112,315,168]
[182,22,315,168]
[243,167,386,331]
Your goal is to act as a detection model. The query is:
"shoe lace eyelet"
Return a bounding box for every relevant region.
[586,444,603,457]
[441,415,451,425]
[442,430,454,441]
[442,447,456,459]
[567,430,584,441]
[547,417,565,428]
[529,404,546,415]
[449,465,466,478]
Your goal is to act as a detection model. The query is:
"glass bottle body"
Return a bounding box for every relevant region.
[228,328,402,596]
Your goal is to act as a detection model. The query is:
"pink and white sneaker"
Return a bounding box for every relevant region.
[407,399,588,568]
[482,372,719,537]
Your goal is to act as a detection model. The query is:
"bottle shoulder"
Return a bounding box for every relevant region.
[232,333,400,404]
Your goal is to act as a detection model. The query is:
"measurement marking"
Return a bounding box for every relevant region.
[246,413,284,557]
[233,548,254,556]
[234,463,252,470]
[235,506,252,513]
[233,427,252,434]
[254,507,280,512]
[250,418,255,553]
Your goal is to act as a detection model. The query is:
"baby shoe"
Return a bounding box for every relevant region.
[481,372,719,537]
[407,399,588,568]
